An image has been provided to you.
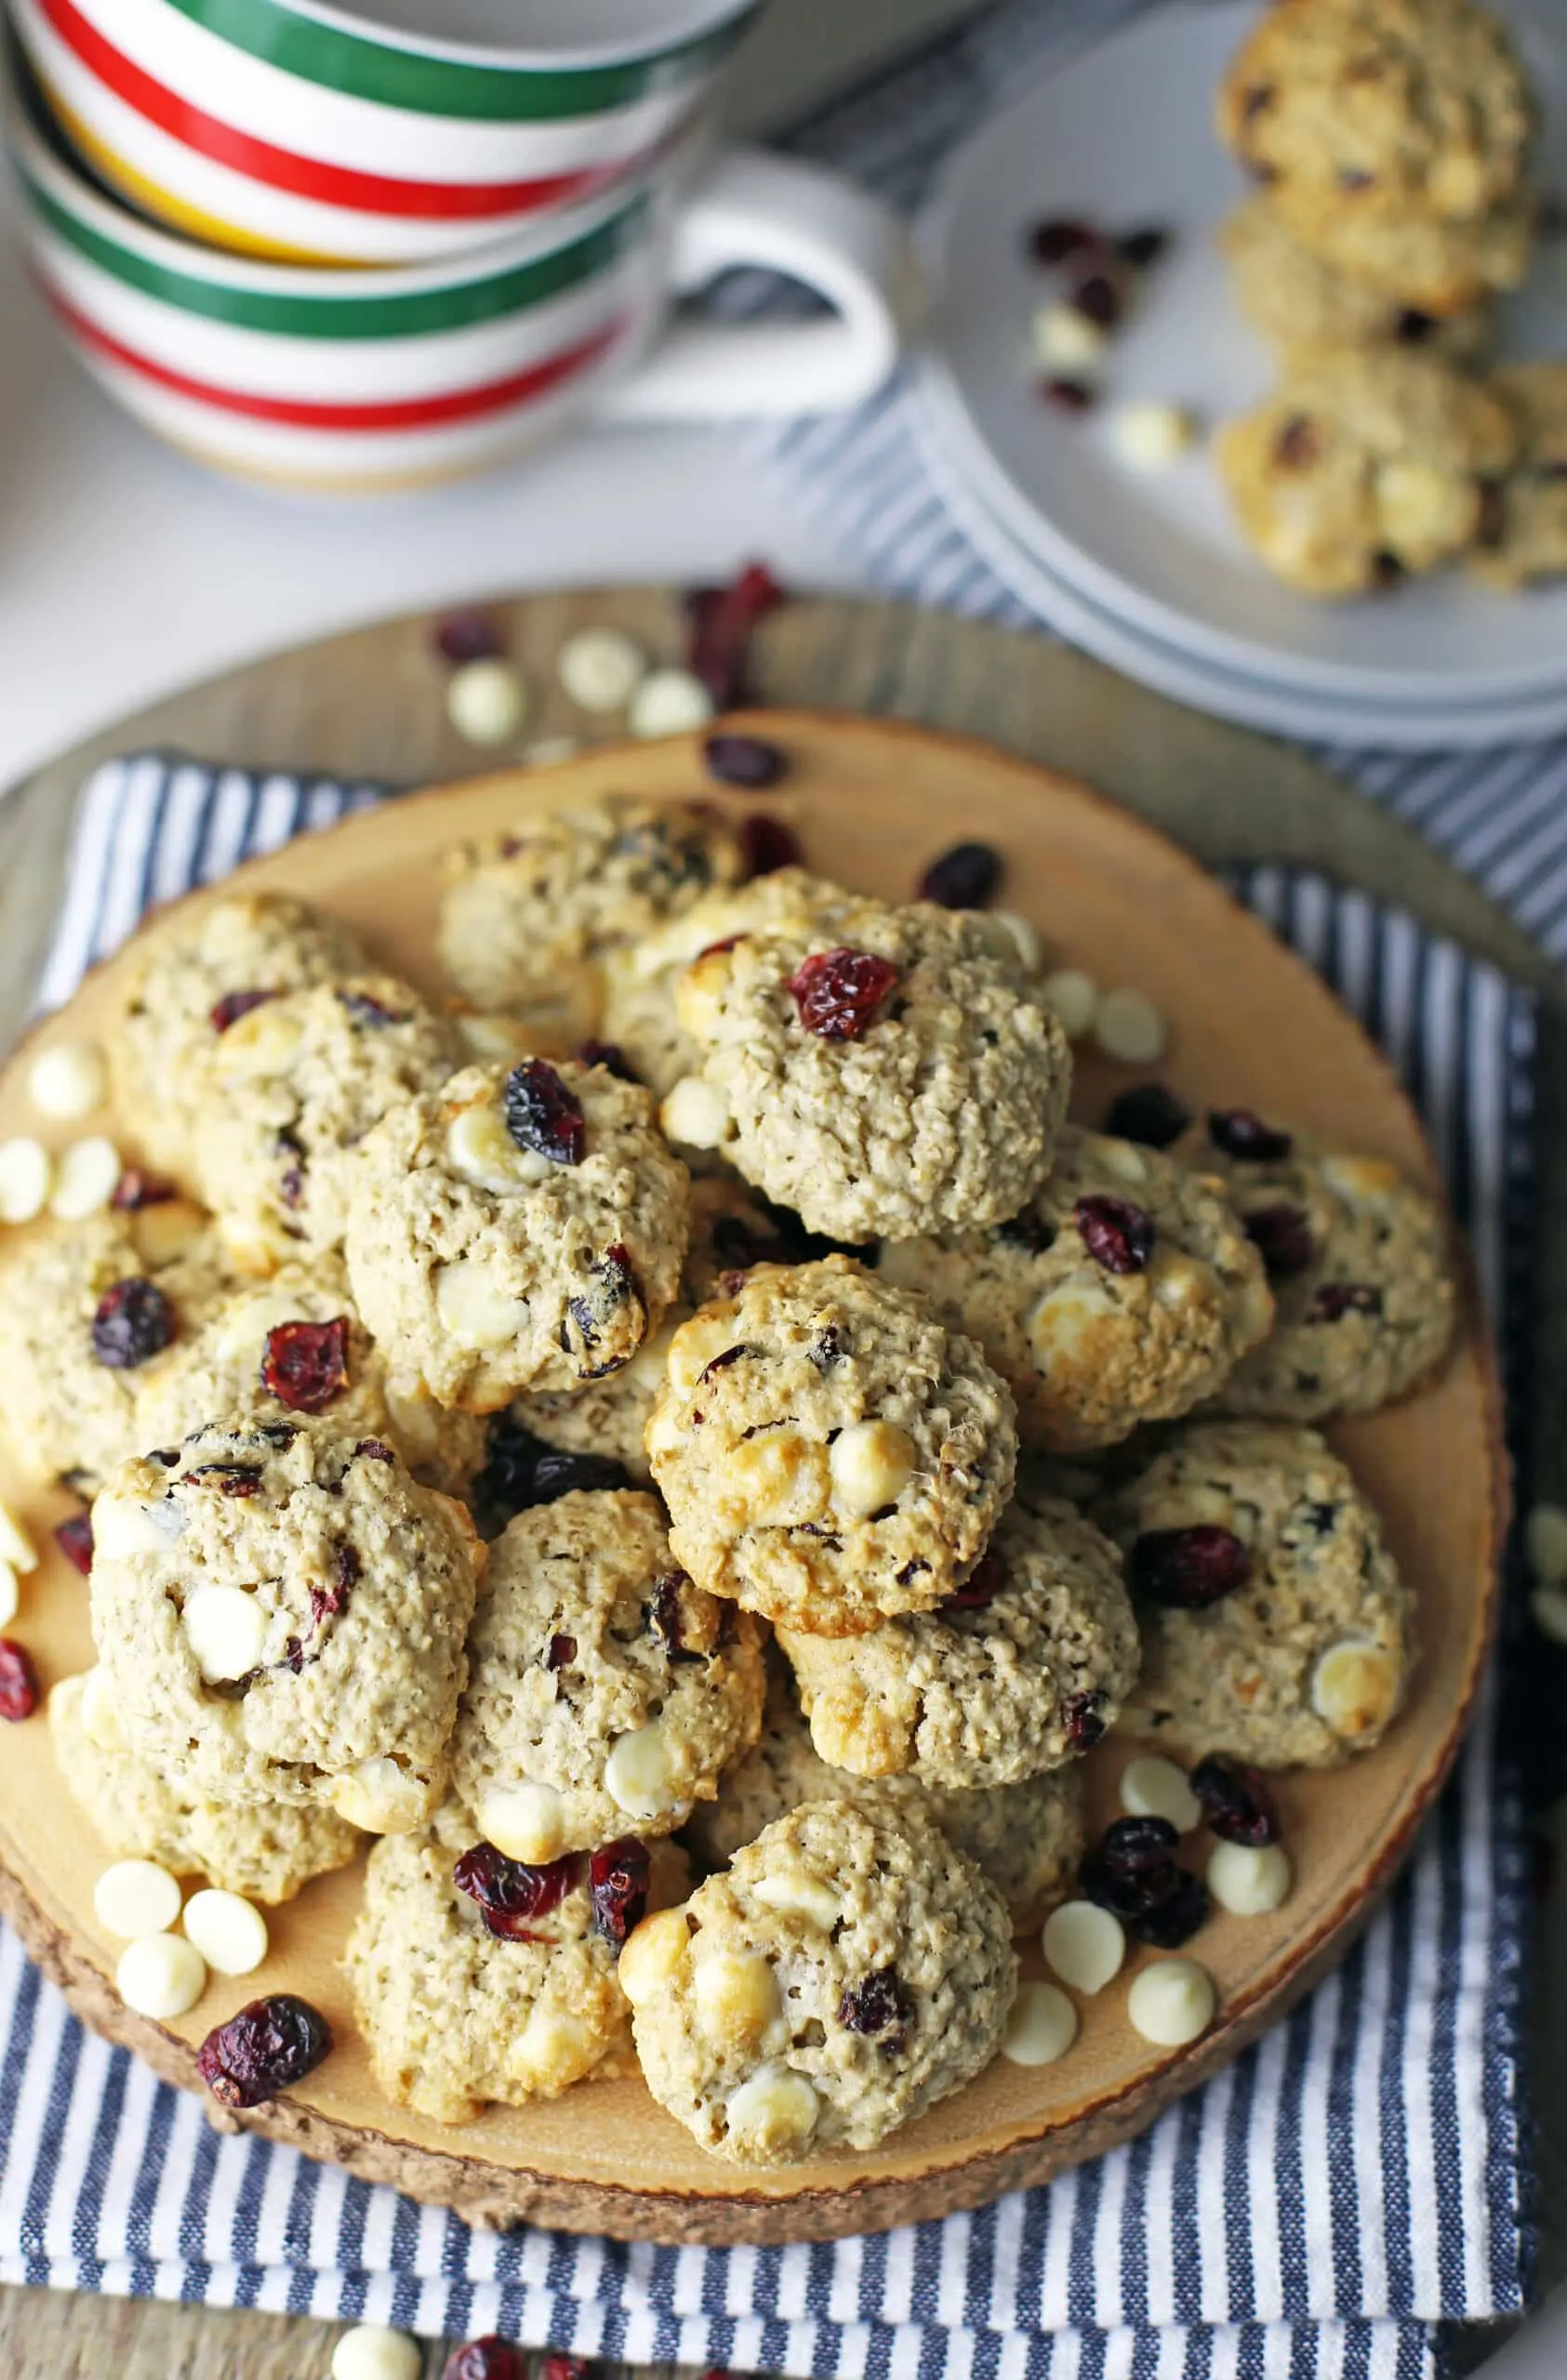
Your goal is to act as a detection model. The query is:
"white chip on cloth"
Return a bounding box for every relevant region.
[1208,1840,1293,1917]
[558,626,648,713]
[1041,968,1098,1040]
[182,1888,269,1976]
[49,1136,122,1220]
[0,1504,37,1575]
[1003,1979,1079,2066]
[1042,1899,1125,1995]
[331,2328,423,2380]
[115,1932,206,2019]
[1127,1956,1216,2046]
[1120,1753,1202,1833]
[1525,1502,1567,1584]
[27,1040,107,1121]
[446,659,529,748]
[628,668,715,739]
[0,1138,51,1223]
[94,1859,182,1940]
[1095,987,1168,1065]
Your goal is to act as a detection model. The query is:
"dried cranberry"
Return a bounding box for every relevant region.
[541,2358,591,2380]
[308,1542,359,1635]
[917,840,1002,908]
[1101,1814,1180,1880]
[1118,226,1170,267]
[1131,1869,1210,1948]
[179,1462,263,1496]
[684,562,786,708]
[1042,377,1096,414]
[576,1039,640,1082]
[1395,308,1436,345]
[1063,1689,1107,1750]
[1244,1204,1315,1279]
[433,608,504,665]
[1080,1849,1158,1921]
[808,1326,842,1368]
[739,812,803,878]
[110,1169,176,1210]
[1475,481,1507,549]
[442,2344,528,2380]
[337,989,404,1029]
[998,1208,1056,1255]
[54,1514,94,1575]
[704,733,786,789]
[562,1246,644,1379]
[1026,216,1097,264]
[1103,1082,1192,1149]
[1208,1109,1292,1162]
[454,1843,585,1940]
[1337,165,1374,190]
[91,1277,175,1369]
[547,1633,577,1671]
[260,1316,351,1414]
[197,1992,332,2109]
[354,1438,396,1463]
[709,1212,797,1275]
[1131,1526,1250,1608]
[1072,273,1122,328]
[209,989,276,1035]
[505,1060,585,1166]
[838,1965,910,2044]
[943,1548,1005,1612]
[1312,1281,1382,1321]
[1076,1195,1156,1274]
[589,1836,651,1947]
[697,1343,749,1383]
[1371,550,1405,590]
[1273,416,1319,470]
[1190,1755,1280,1847]
[478,1418,631,1520]
[1241,83,1273,120]
[277,1131,306,1210]
[788,947,898,1040]
[0,1642,38,1722]
[647,1574,694,1655]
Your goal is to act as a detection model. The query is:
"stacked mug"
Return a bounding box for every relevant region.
[3,0,908,486]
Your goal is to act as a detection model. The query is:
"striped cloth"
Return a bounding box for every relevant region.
[0,749,1534,2380]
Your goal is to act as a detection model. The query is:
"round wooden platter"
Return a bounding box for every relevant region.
[0,707,1505,2246]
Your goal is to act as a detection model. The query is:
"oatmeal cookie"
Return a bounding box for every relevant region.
[50,1669,364,1903]
[1266,183,1534,312]
[89,1421,483,1829]
[620,1797,1016,2163]
[1099,1420,1414,1766]
[647,1257,1017,1636]
[1220,196,1494,360]
[344,1801,653,2124]
[684,1659,1084,1933]
[449,1488,766,1861]
[1215,345,1518,594]
[1216,0,1534,223]
[437,796,745,1041]
[0,1204,228,1493]
[777,1491,1138,1785]
[880,1124,1273,1452]
[670,900,1070,1242]
[193,973,463,1274]
[1188,1112,1456,1420]
[344,1058,688,1413]
[104,892,367,1181]
[1472,362,1567,588]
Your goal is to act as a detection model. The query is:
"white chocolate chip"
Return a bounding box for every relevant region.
[214,1290,311,1368]
[477,1781,565,1864]
[752,1867,842,1929]
[604,1722,677,1820]
[49,1136,122,1220]
[0,1562,18,1630]
[694,1947,781,2044]
[445,1102,551,1195]
[28,1039,107,1121]
[331,2326,423,2380]
[1111,400,1196,470]
[1094,987,1168,1066]
[182,1585,266,1684]
[1207,1841,1292,1917]
[213,1005,303,1080]
[1150,1250,1213,1311]
[1126,1956,1216,2047]
[523,734,583,767]
[1120,1754,1202,1832]
[1525,1502,1567,1584]
[1531,1582,1567,1646]
[829,1419,915,1519]
[433,1259,530,1351]
[1002,1979,1079,2067]
[182,1888,269,1976]
[115,1932,206,2020]
[93,1858,182,1940]
[1028,1278,1120,1368]
[618,1906,691,2003]
[453,1012,532,1067]
[1310,1636,1401,1740]
[558,626,648,713]
[724,2063,821,2154]
[331,1759,434,1835]
[80,1665,124,1750]
[512,2003,598,2091]
[990,910,1043,972]
[1319,1154,1401,1210]
[91,1492,184,1560]
[1041,968,1098,1039]
[0,1504,37,1576]
[1042,1898,1125,1996]
[446,657,529,747]
[1096,1140,1148,1184]
[1374,457,1457,545]
[0,1138,51,1223]
[1032,300,1108,372]
[659,1077,730,1150]
[628,667,715,739]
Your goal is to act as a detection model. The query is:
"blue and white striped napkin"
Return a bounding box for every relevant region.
[0,750,1532,2380]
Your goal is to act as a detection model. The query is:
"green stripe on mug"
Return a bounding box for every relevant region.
[22,161,649,336]
[158,0,758,123]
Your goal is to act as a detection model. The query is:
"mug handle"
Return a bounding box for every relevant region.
[600,146,914,421]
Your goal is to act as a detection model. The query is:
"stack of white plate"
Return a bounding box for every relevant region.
[913,0,1567,749]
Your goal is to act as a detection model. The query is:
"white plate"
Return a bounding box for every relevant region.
[910,372,1567,747]
[919,0,1567,707]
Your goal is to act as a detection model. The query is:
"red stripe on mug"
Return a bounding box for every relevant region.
[39,0,639,219]
[42,282,630,429]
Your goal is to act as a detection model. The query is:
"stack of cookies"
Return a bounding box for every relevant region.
[0,777,1460,2164]
[1212,0,1567,595]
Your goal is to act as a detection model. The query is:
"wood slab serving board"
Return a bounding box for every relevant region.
[0,698,1505,2247]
